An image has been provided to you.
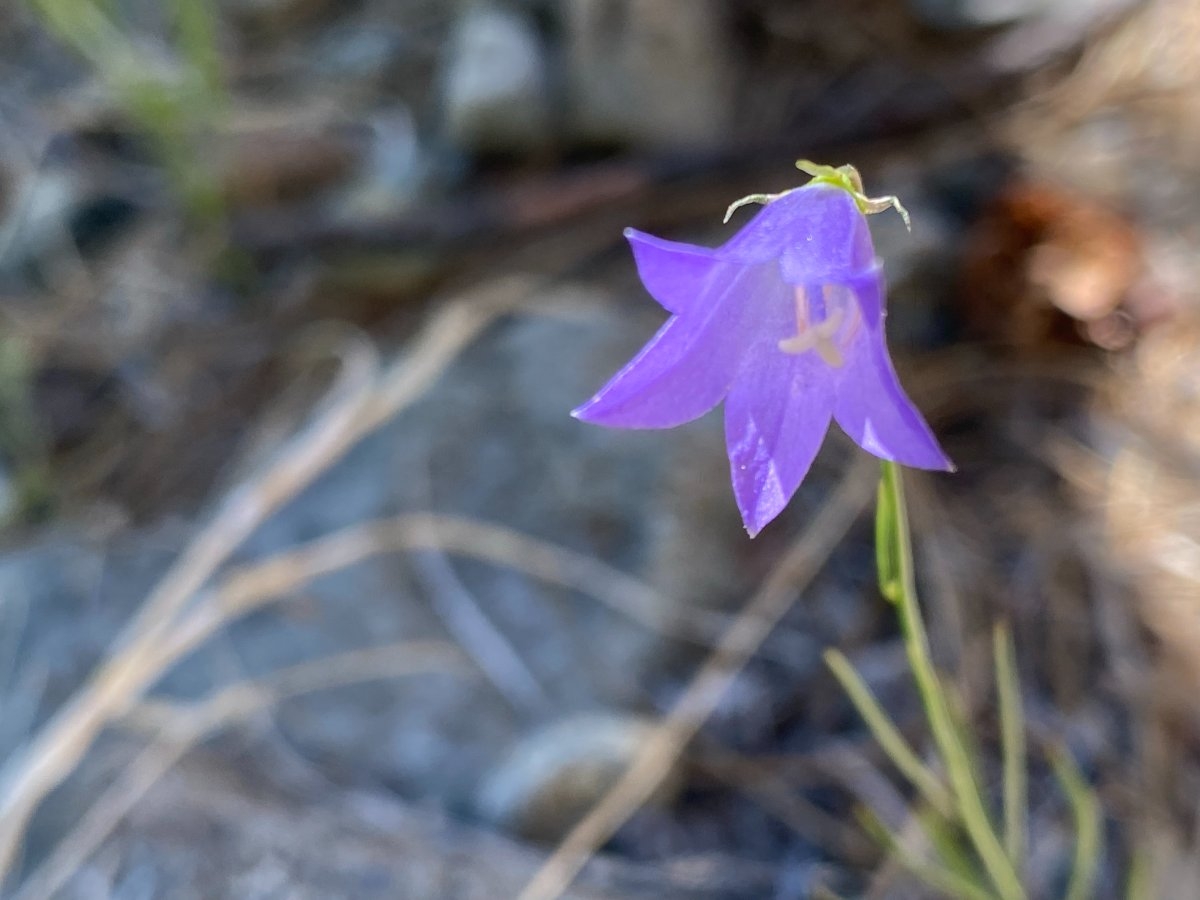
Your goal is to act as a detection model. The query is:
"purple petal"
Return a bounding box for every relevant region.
[572,264,767,428]
[841,266,884,330]
[721,185,876,280]
[832,277,952,471]
[725,286,835,536]
[624,229,721,315]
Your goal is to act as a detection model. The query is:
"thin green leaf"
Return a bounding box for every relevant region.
[173,0,223,97]
[1125,844,1152,900]
[916,809,988,889]
[994,623,1027,872]
[824,649,953,816]
[946,686,989,810]
[1050,745,1102,900]
[857,807,996,900]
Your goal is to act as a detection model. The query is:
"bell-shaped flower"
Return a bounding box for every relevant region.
[572,163,952,536]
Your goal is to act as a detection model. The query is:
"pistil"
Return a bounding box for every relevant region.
[779,285,845,367]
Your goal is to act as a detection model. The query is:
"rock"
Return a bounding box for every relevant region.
[561,0,734,151]
[309,23,408,82]
[909,0,1139,71]
[3,265,887,892]
[0,283,699,848]
[335,107,427,221]
[47,752,694,899]
[909,0,1060,29]
[440,4,550,154]
[475,711,680,842]
[0,161,83,286]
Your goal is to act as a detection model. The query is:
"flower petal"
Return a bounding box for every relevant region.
[624,229,721,315]
[832,277,952,471]
[572,263,766,429]
[721,185,876,280]
[725,290,835,535]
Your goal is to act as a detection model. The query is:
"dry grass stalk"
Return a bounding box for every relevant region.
[697,751,879,864]
[12,641,468,900]
[1102,322,1200,702]
[160,511,812,672]
[9,494,829,897]
[516,456,879,900]
[0,275,537,885]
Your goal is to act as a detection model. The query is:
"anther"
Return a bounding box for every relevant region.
[779,286,845,367]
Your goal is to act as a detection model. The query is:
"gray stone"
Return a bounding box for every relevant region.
[475,711,680,842]
[336,107,428,220]
[909,0,1059,29]
[51,753,700,899]
[561,0,734,151]
[4,266,870,890]
[0,163,82,282]
[1,281,717,852]
[984,0,1136,71]
[909,0,1139,71]
[440,4,550,154]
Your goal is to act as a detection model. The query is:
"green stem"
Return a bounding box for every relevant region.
[877,461,1025,900]
[825,648,954,816]
[994,622,1027,873]
[858,808,994,900]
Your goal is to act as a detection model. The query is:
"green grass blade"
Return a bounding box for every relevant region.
[824,648,953,816]
[1050,745,1102,900]
[994,623,1027,873]
[858,807,997,900]
[916,809,989,888]
[173,0,223,97]
[30,0,226,221]
[1125,843,1151,900]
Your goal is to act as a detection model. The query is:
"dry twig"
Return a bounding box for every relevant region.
[0,276,535,884]
[516,457,878,900]
[12,641,468,900]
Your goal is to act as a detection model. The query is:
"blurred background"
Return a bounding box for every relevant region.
[0,0,1198,897]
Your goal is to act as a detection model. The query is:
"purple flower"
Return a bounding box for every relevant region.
[572,165,952,536]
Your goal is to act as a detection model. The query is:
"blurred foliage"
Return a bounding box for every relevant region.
[27,0,226,221]
[0,337,52,522]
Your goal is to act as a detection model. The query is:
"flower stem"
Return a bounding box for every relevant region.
[876,461,1025,900]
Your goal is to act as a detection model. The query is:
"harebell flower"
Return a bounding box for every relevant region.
[573,162,952,535]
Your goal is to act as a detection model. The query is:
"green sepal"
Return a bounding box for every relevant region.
[796,160,911,231]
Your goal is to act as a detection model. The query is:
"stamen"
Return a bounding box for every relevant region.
[778,285,846,367]
[778,286,812,354]
[812,317,844,367]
